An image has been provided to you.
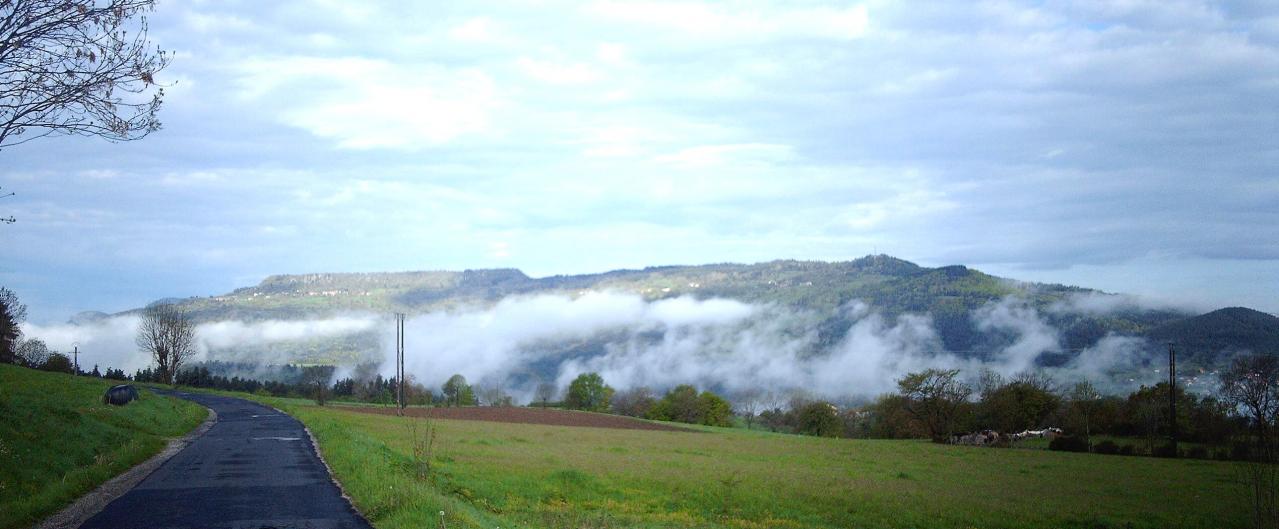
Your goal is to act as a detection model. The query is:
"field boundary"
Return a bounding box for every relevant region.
[272,404,377,528]
[34,402,217,529]
[337,404,700,432]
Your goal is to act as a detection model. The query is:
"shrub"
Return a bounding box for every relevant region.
[565,373,614,412]
[1152,443,1178,458]
[1231,441,1253,461]
[1092,440,1119,455]
[796,401,841,437]
[1186,446,1209,459]
[647,385,702,423]
[1049,435,1089,453]
[648,385,734,426]
[758,408,791,433]
[698,391,733,427]
[1118,444,1135,456]
[38,353,74,374]
[611,387,656,417]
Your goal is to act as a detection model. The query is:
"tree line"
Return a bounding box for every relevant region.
[2,286,1272,463]
[735,365,1260,462]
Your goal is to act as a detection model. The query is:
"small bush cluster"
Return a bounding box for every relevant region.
[1048,435,1089,453]
[1092,440,1119,455]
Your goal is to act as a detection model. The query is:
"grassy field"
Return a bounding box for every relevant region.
[249,397,1249,529]
[0,365,207,529]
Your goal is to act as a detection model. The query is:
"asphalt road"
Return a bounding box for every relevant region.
[79,391,372,529]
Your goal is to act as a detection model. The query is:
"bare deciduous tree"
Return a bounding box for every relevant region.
[1,0,170,150]
[534,381,556,408]
[135,303,195,385]
[301,365,335,406]
[1068,381,1101,446]
[15,337,49,367]
[478,382,510,407]
[1222,354,1279,528]
[733,388,770,430]
[611,386,655,417]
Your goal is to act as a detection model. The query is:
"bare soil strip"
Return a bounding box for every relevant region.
[338,405,697,432]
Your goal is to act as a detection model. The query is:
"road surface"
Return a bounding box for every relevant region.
[79,391,372,529]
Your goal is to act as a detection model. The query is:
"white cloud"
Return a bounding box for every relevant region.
[516,57,600,85]
[973,297,1061,375]
[8,293,1184,400]
[19,316,381,373]
[596,43,628,65]
[234,56,500,149]
[1046,291,1191,316]
[489,241,512,259]
[197,317,376,352]
[655,143,794,168]
[450,17,498,43]
[838,188,957,230]
[584,2,869,41]
[19,317,146,373]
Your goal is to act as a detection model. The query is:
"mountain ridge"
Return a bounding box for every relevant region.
[105,255,1274,367]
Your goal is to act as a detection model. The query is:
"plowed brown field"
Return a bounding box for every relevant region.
[336,405,696,432]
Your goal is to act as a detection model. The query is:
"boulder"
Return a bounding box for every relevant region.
[103,384,140,406]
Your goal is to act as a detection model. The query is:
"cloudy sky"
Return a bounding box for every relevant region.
[1,0,1276,323]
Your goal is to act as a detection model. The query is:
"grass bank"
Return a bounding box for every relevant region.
[251,396,1247,529]
[0,364,207,529]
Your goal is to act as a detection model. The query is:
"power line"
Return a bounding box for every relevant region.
[0,187,14,224]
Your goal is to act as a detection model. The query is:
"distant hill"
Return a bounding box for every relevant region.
[99,255,1277,367]
[68,311,111,326]
[1144,307,1279,364]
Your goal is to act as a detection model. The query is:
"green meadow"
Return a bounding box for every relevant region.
[0,365,207,529]
[270,400,1248,529]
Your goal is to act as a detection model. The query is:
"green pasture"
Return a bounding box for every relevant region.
[272,400,1247,529]
[0,365,207,529]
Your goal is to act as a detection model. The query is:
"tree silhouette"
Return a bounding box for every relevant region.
[0,287,26,363]
[135,303,195,385]
[897,368,972,443]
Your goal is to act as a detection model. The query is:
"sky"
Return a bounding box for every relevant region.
[1,0,1277,324]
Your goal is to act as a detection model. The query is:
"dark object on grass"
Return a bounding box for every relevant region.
[1048,435,1089,453]
[1093,440,1120,455]
[103,385,140,406]
[1231,441,1253,461]
[1153,443,1179,458]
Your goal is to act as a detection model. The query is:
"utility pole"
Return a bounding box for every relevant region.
[395,313,406,415]
[72,342,79,375]
[1168,342,1177,457]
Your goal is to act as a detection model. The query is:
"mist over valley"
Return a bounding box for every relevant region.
[22,255,1274,402]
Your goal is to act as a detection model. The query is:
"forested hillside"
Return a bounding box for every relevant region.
[98,255,1273,368]
[1144,308,1279,365]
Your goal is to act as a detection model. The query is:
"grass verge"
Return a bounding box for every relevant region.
[231,392,1248,529]
[0,364,207,529]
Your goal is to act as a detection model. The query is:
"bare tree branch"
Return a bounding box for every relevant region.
[0,0,170,151]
